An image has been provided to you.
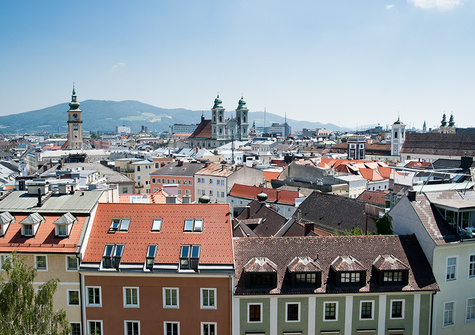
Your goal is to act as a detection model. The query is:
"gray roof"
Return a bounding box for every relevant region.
[401,133,475,157]
[0,190,104,214]
[150,162,206,177]
[42,163,134,184]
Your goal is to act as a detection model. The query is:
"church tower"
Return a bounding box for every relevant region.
[391,117,405,157]
[211,94,225,142]
[67,85,84,149]
[235,96,249,140]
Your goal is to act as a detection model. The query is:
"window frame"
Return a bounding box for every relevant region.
[86,286,102,307]
[443,301,455,327]
[123,287,140,308]
[446,256,458,282]
[390,299,405,319]
[247,303,263,323]
[323,301,338,321]
[152,219,162,232]
[469,254,475,279]
[66,255,78,271]
[124,320,140,335]
[35,255,48,271]
[285,302,300,322]
[70,322,81,335]
[67,289,80,306]
[163,321,179,335]
[87,320,102,335]
[163,287,179,309]
[466,297,475,322]
[359,300,374,321]
[145,244,157,270]
[201,322,217,335]
[200,288,217,309]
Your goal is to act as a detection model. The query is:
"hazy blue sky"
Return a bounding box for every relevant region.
[0,0,473,130]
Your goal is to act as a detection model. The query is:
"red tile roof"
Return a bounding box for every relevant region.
[188,120,212,139]
[229,184,301,205]
[359,168,384,181]
[82,203,233,265]
[263,170,281,181]
[0,214,88,253]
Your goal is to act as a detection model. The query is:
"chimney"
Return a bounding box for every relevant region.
[36,188,42,207]
[408,190,416,202]
[177,160,184,167]
[461,156,473,170]
[304,222,314,236]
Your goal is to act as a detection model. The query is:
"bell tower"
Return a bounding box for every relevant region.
[235,96,249,140]
[67,85,84,149]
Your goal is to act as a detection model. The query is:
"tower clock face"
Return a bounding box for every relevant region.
[73,113,78,119]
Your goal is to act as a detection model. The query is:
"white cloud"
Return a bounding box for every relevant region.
[408,0,464,10]
[386,4,395,9]
[109,62,126,74]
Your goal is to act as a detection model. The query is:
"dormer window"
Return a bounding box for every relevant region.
[373,255,409,286]
[0,212,14,237]
[53,213,77,238]
[146,245,157,270]
[110,218,130,232]
[331,255,366,287]
[20,213,44,237]
[287,256,322,289]
[183,219,203,232]
[244,257,278,289]
[180,245,200,270]
[102,244,124,269]
[152,219,162,232]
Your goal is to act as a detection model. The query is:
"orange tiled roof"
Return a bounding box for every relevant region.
[0,214,88,253]
[81,203,233,265]
[195,163,236,177]
[263,170,281,181]
[377,166,392,179]
[229,184,301,205]
[359,168,384,181]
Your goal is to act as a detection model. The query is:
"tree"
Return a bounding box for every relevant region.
[0,253,70,335]
[375,215,393,235]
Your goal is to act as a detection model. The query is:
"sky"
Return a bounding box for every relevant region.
[0,0,474,130]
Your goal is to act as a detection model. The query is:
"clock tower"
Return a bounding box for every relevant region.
[67,85,84,149]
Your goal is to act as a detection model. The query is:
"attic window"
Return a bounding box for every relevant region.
[0,212,15,237]
[180,245,200,270]
[20,213,44,237]
[383,271,403,282]
[146,245,157,270]
[102,244,124,269]
[110,218,131,232]
[53,213,77,238]
[341,272,360,283]
[152,219,162,232]
[183,219,203,232]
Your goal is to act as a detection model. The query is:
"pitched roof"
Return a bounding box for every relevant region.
[233,235,438,295]
[81,203,233,266]
[401,133,475,157]
[356,190,390,206]
[294,191,376,234]
[359,168,384,181]
[229,184,301,205]
[0,214,88,253]
[188,120,212,139]
[234,200,287,237]
[195,163,237,177]
[150,161,206,176]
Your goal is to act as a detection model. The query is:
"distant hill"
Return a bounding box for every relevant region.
[0,100,348,134]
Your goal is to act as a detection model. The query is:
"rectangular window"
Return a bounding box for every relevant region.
[183,219,203,232]
[189,180,192,186]
[152,178,156,183]
[88,321,102,335]
[467,298,475,322]
[35,255,47,271]
[391,300,404,319]
[201,322,216,335]
[152,219,162,231]
[146,245,157,270]
[163,288,179,308]
[286,302,300,322]
[23,224,33,236]
[446,257,457,281]
[209,190,213,196]
[87,287,101,307]
[470,255,475,278]
[164,322,179,335]
[201,288,216,309]
[66,256,78,271]
[384,271,403,282]
[209,179,213,184]
[324,302,338,321]
[57,224,68,237]
[125,321,140,335]
[248,303,262,323]
[70,322,81,335]
[124,287,139,308]
[102,244,124,269]
[68,290,80,306]
[341,272,360,283]
[444,301,455,327]
[158,179,161,184]
[296,273,316,285]
[360,301,374,320]
[110,218,131,232]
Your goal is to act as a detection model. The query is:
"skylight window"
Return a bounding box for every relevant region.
[180,245,201,270]
[102,244,125,269]
[183,219,204,232]
[109,218,131,232]
[146,245,157,270]
[152,219,162,232]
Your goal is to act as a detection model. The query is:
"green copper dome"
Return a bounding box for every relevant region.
[393,116,404,125]
[213,94,223,109]
[68,86,80,111]
[237,95,248,110]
